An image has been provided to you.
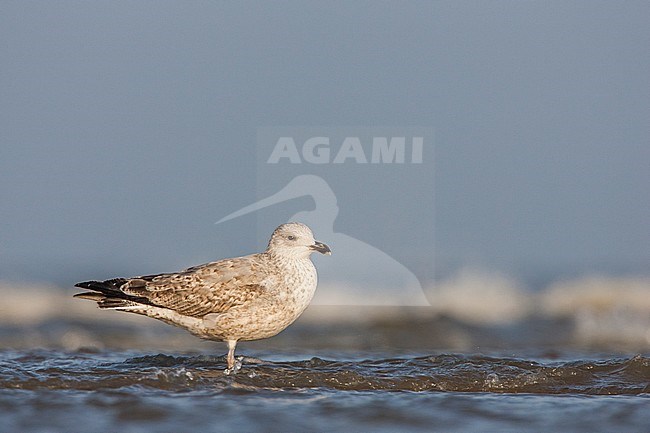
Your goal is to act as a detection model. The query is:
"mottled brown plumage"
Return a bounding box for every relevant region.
[74,222,331,372]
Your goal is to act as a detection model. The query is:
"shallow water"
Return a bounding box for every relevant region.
[1,349,648,432]
[1,283,649,432]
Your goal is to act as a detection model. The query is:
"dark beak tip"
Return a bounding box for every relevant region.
[312,241,332,255]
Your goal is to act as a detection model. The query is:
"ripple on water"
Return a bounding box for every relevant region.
[0,350,648,395]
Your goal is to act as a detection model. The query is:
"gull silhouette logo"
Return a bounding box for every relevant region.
[217,175,430,306]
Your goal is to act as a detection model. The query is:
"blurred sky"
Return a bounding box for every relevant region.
[0,1,648,287]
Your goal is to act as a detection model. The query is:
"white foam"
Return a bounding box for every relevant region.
[426,268,532,324]
[539,276,650,346]
[539,276,650,316]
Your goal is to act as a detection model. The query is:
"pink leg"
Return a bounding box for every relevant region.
[227,340,237,370]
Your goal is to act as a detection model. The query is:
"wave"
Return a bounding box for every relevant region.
[1,272,649,350]
[1,350,648,395]
[426,269,531,324]
[426,270,650,347]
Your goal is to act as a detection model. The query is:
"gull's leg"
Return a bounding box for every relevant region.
[224,340,241,374]
[227,340,236,369]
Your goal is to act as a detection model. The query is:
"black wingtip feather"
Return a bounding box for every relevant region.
[73,278,155,308]
[74,279,129,293]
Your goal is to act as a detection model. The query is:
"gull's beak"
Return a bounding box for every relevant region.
[310,241,331,255]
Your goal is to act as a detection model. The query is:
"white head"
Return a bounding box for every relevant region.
[267,222,331,259]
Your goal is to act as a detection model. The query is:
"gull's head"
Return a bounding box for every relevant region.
[267,222,331,259]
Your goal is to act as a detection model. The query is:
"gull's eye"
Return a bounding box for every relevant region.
[287,235,296,241]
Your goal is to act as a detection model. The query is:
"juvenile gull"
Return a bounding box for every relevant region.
[74,222,331,372]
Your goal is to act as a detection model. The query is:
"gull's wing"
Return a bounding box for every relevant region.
[75,254,274,317]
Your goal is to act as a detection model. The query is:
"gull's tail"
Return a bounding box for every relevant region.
[74,279,149,309]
